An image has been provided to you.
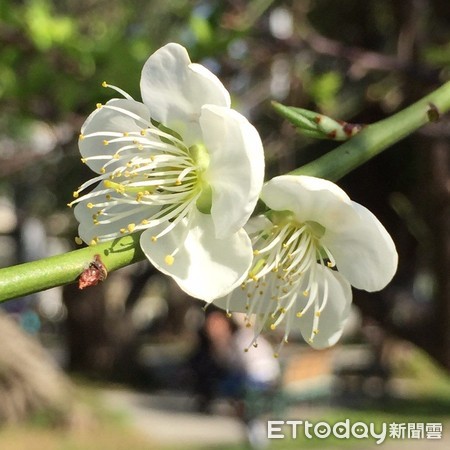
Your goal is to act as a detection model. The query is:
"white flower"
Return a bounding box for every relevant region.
[70,43,264,301]
[216,175,398,352]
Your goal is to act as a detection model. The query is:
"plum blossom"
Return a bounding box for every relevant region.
[70,43,264,301]
[216,175,398,353]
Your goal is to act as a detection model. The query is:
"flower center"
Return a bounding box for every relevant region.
[230,214,337,355]
[69,100,213,256]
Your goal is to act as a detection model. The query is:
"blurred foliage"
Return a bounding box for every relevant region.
[1,0,450,367]
[2,0,450,211]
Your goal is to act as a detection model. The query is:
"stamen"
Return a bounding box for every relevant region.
[102,81,134,101]
[235,216,340,354]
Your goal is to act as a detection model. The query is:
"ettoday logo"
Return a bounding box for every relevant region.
[268,419,387,445]
[267,420,443,444]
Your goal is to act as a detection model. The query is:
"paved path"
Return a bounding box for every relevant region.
[101,389,245,447]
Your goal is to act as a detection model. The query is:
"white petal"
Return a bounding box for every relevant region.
[140,43,230,146]
[200,105,265,238]
[140,211,253,302]
[244,215,273,235]
[323,201,398,292]
[261,175,359,233]
[297,266,352,349]
[80,99,151,173]
[74,185,159,243]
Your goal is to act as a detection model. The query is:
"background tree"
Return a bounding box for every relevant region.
[0,0,449,374]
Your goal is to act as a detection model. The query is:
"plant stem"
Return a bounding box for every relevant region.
[290,80,450,181]
[0,233,145,303]
[1,81,450,303]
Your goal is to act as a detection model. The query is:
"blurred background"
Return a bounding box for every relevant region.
[0,0,449,449]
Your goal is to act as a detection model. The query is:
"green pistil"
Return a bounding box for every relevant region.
[189,144,210,172]
[249,257,267,280]
[189,144,213,214]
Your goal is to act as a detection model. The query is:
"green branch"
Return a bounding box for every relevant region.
[1,81,450,303]
[0,233,145,303]
[289,80,450,181]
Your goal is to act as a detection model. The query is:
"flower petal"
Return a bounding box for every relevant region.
[140,43,230,146]
[261,175,359,233]
[322,201,398,292]
[297,266,352,349]
[140,211,253,302]
[244,215,273,235]
[200,105,265,238]
[74,184,159,243]
[80,98,151,174]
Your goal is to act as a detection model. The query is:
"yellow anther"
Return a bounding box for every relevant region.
[251,275,258,282]
[315,311,321,317]
[151,236,157,242]
[105,194,111,200]
[79,134,84,140]
[313,329,319,335]
[140,130,146,136]
[244,348,249,353]
[175,179,182,186]
[103,140,109,146]
[137,144,144,151]
[102,81,107,87]
[89,238,98,246]
[253,250,260,256]
[123,132,129,137]
[87,203,94,209]
[247,293,252,299]
[120,228,126,234]
[113,153,120,159]
[74,236,83,245]
[296,312,303,318]
[81,158,87,163]
[273,353,279,359]
[127,223,136,232]
[226,312,232,318]
[141,219,149,225]
[164,255,175,266]
[270,324,276,331]
[96,103,102,109]
[303,290,309,296]
[73,191,79,198]
[327,261,335,268]
[100,167,106,174]
[280,308,286,314]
